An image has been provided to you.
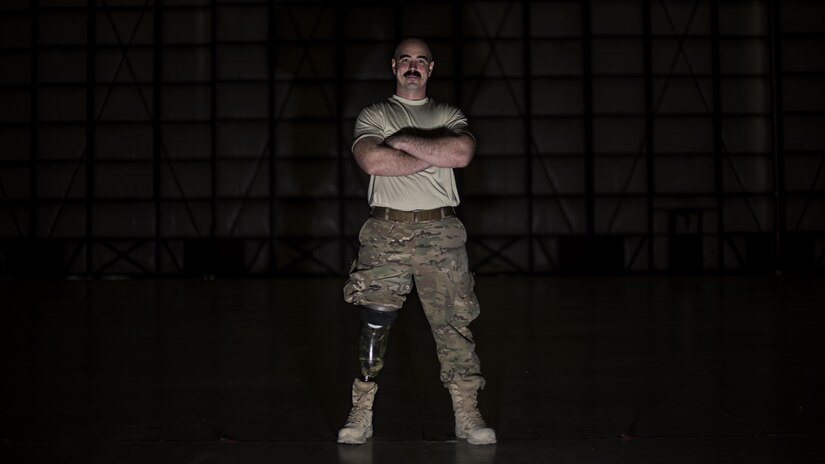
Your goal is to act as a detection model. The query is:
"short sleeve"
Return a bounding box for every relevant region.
[352,105,384,150]
[444,107,474,140]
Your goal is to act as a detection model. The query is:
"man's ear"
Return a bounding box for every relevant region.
[391,58,397,75]
[428,60,435,76]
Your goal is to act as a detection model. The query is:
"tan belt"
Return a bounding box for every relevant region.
[371,206,455,223]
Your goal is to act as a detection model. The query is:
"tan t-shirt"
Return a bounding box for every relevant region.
[352,95,473,211]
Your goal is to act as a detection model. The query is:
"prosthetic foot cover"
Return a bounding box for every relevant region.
[448,378,497,445]
[337,379,378,444]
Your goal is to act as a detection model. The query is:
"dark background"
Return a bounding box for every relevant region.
[1,0,823,277]
[1,3,824,462]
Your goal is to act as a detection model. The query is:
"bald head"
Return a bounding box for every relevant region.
[394,37,432,61]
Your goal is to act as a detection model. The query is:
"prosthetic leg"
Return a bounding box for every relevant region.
[337,305,397,445]
[358,322,391,381]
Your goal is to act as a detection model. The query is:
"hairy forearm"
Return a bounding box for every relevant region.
[353,138,431,176]
[386,133,475,168]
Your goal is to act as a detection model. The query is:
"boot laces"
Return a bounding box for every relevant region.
[345,388,374,427]
[345,405,370,427]
[455,390,487,429]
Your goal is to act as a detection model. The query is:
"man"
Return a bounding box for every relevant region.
[337,37,496,446]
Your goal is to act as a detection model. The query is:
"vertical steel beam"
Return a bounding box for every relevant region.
[393,3,403,43]
[451,0,465,256]
[210,0,217,240]
[643,0,655,270]
[453,1,462,108]
[29,0,39,239]
[710,0,724,270]
[268,1,277,272]
[85,0,97,275]
[768,0,785,271]
[335,4,346,274]
[582,0,595,236]
[452,1,465,220]
[154,0,163,272]
[523,0,534,272]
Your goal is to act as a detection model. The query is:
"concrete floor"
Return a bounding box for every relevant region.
[1,275,823,463]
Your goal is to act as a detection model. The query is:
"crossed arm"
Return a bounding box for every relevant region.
[352,131,476,177]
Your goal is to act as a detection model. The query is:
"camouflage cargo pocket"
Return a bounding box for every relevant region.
[445,245,481,327]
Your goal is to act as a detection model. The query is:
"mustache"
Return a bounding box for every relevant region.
[403,70,422,78]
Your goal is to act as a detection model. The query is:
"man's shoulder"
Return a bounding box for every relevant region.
[427,98,454,109]
[358,98,395,117]
[427,98,465,115]
[427,99,468,124]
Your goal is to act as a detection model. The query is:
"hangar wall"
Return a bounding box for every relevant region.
[0,0,823,276]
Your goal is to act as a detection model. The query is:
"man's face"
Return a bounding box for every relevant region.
[391,40,434,95]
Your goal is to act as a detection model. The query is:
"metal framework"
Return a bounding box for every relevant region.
[0,0,823,277]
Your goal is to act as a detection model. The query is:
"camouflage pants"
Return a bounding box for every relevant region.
[343,215,485,387]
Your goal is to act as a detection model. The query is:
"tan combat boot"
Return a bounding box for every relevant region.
[337,379,378,444]
[448,378,497,445]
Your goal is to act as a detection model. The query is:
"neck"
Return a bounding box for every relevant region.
[395,87,427,101]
